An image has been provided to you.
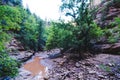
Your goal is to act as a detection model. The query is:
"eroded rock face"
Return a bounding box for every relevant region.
[92,42,120,53]
[6,38,24,52]
[9,51,34,62]
[95,0,120,28]
[6,38,35,62]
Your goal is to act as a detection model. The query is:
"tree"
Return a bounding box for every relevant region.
[46,0,103,55]
[0,0,22,6]
[60,0,94,25]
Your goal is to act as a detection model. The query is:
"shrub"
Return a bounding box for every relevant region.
[14,9,45,51]
[0,53,19,77]
[103,17,120,43]
[0,5,21,52]
[46,22,75,50]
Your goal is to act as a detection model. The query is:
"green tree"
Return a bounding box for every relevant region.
[0,0,22,6]
[46,22,75,50]
[60,0,103,51]
[0,5,22,51]
[15,9,45,51]
[46,0,103,55]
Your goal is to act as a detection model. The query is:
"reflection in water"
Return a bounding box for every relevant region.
[24,57,46,76]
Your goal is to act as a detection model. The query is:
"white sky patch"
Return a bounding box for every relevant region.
[22,0,62,20]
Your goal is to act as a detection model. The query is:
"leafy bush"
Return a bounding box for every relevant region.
[46,22,75,50]
[15,13,45,51]
[115,17,120,27]
[0,5,22,52]
[0,53,19,77]
[103,17,120,43]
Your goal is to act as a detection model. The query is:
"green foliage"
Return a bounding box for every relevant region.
[103,28,119,43]
[46,0,103,53]
[45,0,103,52]
[0,53,19,77]
[103,17,120,43]
[99,64,111,72]
[46,22,75,50]
[0,2,45,52]
[0,0,22,6]
[0,5,22,78]
[16,13,45,51]
[0,5,21,52]
[46,21,103,51]
[114,17,120,27]
[0,5,21,31]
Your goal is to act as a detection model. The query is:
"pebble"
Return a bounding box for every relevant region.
[75,62,81,67]
[78,73,83,78]
[89,70,96,74]
[98,74,105,78]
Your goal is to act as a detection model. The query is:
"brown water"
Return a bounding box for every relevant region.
[24,57,46,76]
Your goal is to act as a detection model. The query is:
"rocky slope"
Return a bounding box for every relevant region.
[92,0,120,54]
[95,0,120,28]
[10,49,120,80]
[48,53,120,80]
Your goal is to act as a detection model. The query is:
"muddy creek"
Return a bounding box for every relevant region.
[24,57,46,76]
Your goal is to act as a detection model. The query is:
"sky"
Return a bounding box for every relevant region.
[22,0,63,20]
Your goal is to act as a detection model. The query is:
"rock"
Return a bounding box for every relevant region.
[98,74,105,78]
[84,62,92,66]
[9,51,34,62]
[78,73,83,78]
[32,72,44,80]
[116,73,120,79]
[92,42,120,53]
[19,68,32,76]
[11,68,32,80]
[105,11,120,20]
[48,53,63,59]
[75,62,81,67]
[63,56,67,58]
[59,61,65,66]
[95,65,99,68]
[108,63,115,67]
[89,70,96,74]
[94,0,120,28]
[104,43,120,53]
[6,38,24,52]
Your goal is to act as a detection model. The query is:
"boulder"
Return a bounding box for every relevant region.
[48,53,62,59]
[9,51,34,62]
[92,42,120,53]
[6,38,24,52]
[101,43,120,53]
